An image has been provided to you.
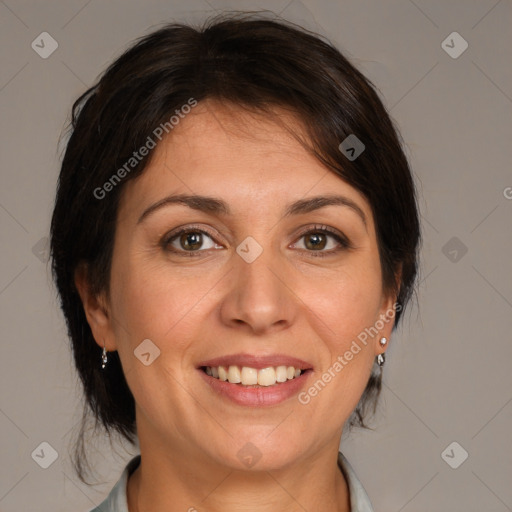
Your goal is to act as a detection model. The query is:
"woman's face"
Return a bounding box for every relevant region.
[84,101,396,470]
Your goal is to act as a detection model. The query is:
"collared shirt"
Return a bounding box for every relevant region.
[89,452,374,512]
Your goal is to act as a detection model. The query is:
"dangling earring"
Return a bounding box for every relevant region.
[377,337,387,367]
[101,341,108,369]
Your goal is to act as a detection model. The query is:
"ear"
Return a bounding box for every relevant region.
[375,263,403,355]
[74,263,117,351]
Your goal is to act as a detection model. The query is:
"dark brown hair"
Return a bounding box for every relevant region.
[50,13,420,478]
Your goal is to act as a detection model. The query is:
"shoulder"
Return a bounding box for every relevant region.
[88,456,141,512]
[337,452,375,512]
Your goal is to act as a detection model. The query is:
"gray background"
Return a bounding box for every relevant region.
[0,0,511,511]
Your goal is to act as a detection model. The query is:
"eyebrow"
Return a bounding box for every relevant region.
[137,193,367,228]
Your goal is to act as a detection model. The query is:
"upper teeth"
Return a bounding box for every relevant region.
[205,365,302,386]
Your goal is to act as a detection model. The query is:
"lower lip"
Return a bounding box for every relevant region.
[198,369,312,406]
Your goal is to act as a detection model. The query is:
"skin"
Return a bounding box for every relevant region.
[76,100,397,512]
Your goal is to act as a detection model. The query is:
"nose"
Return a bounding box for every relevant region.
[219,244,298,335]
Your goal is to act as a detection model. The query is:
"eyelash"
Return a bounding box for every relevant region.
[161,224,352,258]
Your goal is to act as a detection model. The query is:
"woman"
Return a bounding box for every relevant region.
[50,14,420,512]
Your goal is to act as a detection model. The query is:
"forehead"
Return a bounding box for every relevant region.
[154,100,322,180]
[119,100,372,222]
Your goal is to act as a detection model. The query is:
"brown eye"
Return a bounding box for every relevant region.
[163,227,223,255]
[304,233,327,250]
[178,231,204,251]
[291,225,351,257]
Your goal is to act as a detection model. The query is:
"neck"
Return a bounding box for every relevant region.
[127,431,350,512]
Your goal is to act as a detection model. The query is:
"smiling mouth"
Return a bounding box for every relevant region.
[200,365,309,387]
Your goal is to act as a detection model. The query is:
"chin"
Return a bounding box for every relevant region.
[203,432,305,472]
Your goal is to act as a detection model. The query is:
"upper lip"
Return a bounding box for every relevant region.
[197,353,313,370]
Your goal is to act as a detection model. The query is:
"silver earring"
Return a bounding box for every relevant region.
[101,341,108,369]
[377,337,387,366]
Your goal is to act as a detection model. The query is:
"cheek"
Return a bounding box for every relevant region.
[108,247,221,361]
[295,255,382,413]
[306,258,383,347]
[107,255,207,425]
[299,281,379,424]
